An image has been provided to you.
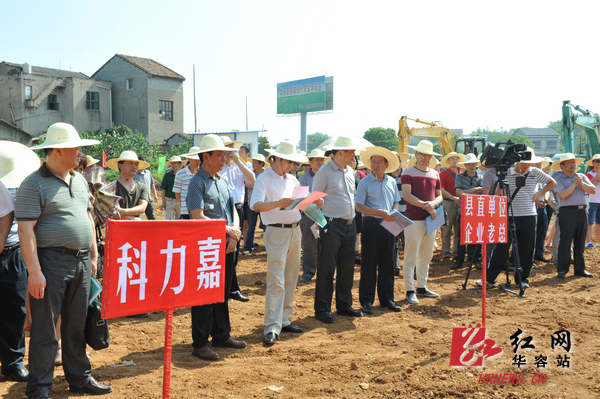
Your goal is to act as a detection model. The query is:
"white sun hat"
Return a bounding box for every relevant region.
[518,148,543,164]
[165,155,187,166]
[440,152,466,168]
[457,153,481,167]
[220,136,244,149]
[248,154,270,168]
[30,122,100,149]
[266,141,309,163]
[359,146,400,174]
[0,141,41,188]
[408,140,441,156]
[541,156,553,169]
[324,136,366,152]
[187,135,236,157]
[85,155,100,167]
[408,154,438,169]
[181,146,202,160]
[585,154,600,167]
[306,149,330,164]
[552,153,585,171]
[107,151,150,171]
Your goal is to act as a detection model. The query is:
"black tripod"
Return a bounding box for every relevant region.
[461,168,527,298]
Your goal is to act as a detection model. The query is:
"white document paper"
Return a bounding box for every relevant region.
[379,210,414,237]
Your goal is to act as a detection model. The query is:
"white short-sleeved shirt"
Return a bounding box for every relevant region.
[250,168,301,225]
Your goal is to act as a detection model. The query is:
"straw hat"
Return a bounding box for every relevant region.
[85,155,100,167]
[165,155,187,166]
[181,147,201,160]
[306,149,330,164]
[30,122,100,149]
[396,152,410,163]
[324,136,366,152]
[187,135,236,156]
[518,148,543,164]
[408,154,438,169]
[249,154,270,168]
[107,151,150,171]
[0,141,41,188]
[407,140,441,156]
[457,153,481,167]
[586,154,600,167]
[359,146,400,174]
[265,141,308,163]
[551,153,585,171]
[220,136,243,149]
[541,156,553,169]
[440,152,466,168]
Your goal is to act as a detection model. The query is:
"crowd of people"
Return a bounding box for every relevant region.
[2,122,599,398]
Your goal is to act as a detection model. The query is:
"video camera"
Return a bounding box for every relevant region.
[481,140,532,169]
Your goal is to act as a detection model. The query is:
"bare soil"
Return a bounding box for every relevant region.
[3,206,600,398]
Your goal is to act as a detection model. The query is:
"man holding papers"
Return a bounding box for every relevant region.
[251,141,321,345]
[401,140,443,304]
[356,147,402,313]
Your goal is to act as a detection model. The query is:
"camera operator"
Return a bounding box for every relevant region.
[552,153,595,279]
[478,148,557,289]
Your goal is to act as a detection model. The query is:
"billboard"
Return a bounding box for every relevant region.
[277,76,326,114]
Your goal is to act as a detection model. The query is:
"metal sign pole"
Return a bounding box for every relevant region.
[163,310,174,398]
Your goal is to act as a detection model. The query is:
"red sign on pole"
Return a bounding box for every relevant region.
[101,219,227,319]
[460,194,508,245]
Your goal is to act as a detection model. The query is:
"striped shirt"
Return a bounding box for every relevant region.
[173,166,196,215]
[401,166,440,221]
[15,163,93,249]
[503,166,550,217]
[387,171,406,212]
[133,169,154,201]
[186,168,234,226]
[0,182,18,246]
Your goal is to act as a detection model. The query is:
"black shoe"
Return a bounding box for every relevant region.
[504,266,515,272]
[337,307,363,318]
[574,270,594,278]
[383,300,402,312]
[264,332,277,346]
[230,291,250,302]
[31,394,51,399]
[361,303,374,315]
[315,312,335,324]
[394,268,400,276]
[127,313,150,318]
[5,367,28,382]
[450,261,464,270]
[70,377,113,395]
[475,262,483,270]
[281,324,304,333]
[301,276,312,283]
[557,272,566,279]
[520,280,530,289]
[534,255,548,262]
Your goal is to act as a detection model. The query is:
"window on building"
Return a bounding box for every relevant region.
[86,91,99,110]
[159,100,173,121]
[127,79,133,90]
[48,94,59,111]
[25,85,32,100]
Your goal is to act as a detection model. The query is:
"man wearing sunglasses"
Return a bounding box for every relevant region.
[585,155,600,248]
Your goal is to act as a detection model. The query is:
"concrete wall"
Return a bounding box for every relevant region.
[147,77,184,144]
[0,127,31,145]
[93,57,150,137]
[70,77,112,133]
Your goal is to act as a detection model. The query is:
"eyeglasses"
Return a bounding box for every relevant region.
[293,163,300,167]
[594,160,600,164]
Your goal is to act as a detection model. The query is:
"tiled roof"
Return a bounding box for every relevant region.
[93,55,185,81]
[1,61,89,79]
[511,128,560,137]
[0,118,32,136]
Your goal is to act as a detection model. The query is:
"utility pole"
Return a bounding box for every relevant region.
[246,96,248,131]
[193,65,198,132]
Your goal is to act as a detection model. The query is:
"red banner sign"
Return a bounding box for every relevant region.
[460,194,508,245]
[101,219,227,319]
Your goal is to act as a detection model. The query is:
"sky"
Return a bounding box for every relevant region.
[3,0,600,148]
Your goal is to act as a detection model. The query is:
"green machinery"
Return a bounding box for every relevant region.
[562,100,600,160]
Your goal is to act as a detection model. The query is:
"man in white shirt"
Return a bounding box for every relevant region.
[251,142,321,345]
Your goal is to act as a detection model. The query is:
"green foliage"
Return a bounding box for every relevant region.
[306,132,331,152]
[258,136,271,157]
[472,127,535,149]
[509,134,535,149]
[363,127,398,151]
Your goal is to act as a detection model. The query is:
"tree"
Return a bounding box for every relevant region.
[258,136,271,157]
[306,132,331,152]
[363,127,398,151]
[509,134,535,150]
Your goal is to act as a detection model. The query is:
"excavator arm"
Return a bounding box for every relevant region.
[398,116,456,155]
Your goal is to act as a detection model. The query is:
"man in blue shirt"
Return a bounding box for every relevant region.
[355,147,401,314]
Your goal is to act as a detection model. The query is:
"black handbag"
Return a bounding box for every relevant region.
[85,296,110,350]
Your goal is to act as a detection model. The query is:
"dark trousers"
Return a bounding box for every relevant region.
[244,208,258,252]
[27,248,92,398]
[191,246,237,348]
[558,207,588,274]
[456,214,481,264]
[301,213,318,279]
[545,204,554,228]
[535,206,548,257]
[145,199,156,220]
[314,219,356,314]
[486,215,536,283]
[230,206,243,293]
[0,248,27,376]
[359,219,395,306]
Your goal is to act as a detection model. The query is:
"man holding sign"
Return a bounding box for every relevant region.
[186,135,247,361]
[355,146,402,314]
[251,141,314,345]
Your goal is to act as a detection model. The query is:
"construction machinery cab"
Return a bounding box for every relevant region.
[455,137,488,158]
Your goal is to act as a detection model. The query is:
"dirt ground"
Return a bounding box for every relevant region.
[3,205,600,399]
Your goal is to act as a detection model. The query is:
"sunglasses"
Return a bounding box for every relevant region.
[594,160,600,164]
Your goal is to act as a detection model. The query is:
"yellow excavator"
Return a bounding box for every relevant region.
[398,116,488,157]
